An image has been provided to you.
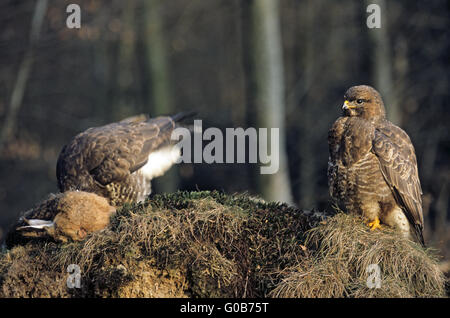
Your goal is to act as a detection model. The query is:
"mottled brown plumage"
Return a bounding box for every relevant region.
[57,112,193,206]
[6,191,116,244]
[328,85,424,245]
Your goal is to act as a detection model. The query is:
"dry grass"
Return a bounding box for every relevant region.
[0,191,446,297]
[269,213,446,298]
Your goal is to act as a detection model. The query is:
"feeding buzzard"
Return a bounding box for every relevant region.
[327,85,425,245]
[56,112,193,206]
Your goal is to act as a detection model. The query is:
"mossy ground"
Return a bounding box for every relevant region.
[0,191,446,297]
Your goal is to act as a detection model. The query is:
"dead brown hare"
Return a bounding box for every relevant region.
[14,191,116,242]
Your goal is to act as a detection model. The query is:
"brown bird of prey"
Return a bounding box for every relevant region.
[6,191,116,243]
[56,112,193,206]
[327,85,425,245]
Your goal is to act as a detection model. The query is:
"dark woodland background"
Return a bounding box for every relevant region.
[0,0,448,267]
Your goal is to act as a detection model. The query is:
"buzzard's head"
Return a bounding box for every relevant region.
[342,85,386,121]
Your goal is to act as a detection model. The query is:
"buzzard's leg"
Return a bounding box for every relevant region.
[361,203,382,231]
[368,218,381,231]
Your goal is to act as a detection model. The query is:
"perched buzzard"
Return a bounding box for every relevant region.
[56,112,193,206]
[328,85,424,245]
[6,191,116,244]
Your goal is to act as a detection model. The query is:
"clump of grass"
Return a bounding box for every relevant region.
[269,213,446,298]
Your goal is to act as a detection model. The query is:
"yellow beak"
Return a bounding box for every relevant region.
[342,100,356,110]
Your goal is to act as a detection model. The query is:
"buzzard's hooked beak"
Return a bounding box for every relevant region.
[342,100,356,110]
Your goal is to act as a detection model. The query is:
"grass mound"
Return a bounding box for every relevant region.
[269,213,446,298]
[0,191,446,297]
[0,191,321,297]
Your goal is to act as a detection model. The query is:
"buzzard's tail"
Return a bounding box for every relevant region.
[170,111,197,123]
[414,224,426,247]
[125,112,196,125]
[120,114,149,124]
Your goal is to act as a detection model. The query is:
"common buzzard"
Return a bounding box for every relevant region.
[328,85,424,245]
[56,112,193,206]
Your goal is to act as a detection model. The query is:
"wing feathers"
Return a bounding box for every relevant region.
[57,113,192,191]
[372,122,424,241]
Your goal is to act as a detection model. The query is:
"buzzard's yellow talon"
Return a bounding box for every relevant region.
[368,218,381,231]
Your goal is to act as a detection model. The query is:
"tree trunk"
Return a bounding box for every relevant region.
[116,0,137,118]
[0,0,48,151]
[293,0,319,209]
[242,0,293,204]
[365,0,401,125]
[141,0,178,193]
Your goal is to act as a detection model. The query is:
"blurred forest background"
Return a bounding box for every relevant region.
[0,0,448,268]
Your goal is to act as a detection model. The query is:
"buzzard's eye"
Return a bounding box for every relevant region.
[357,99,363,104]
